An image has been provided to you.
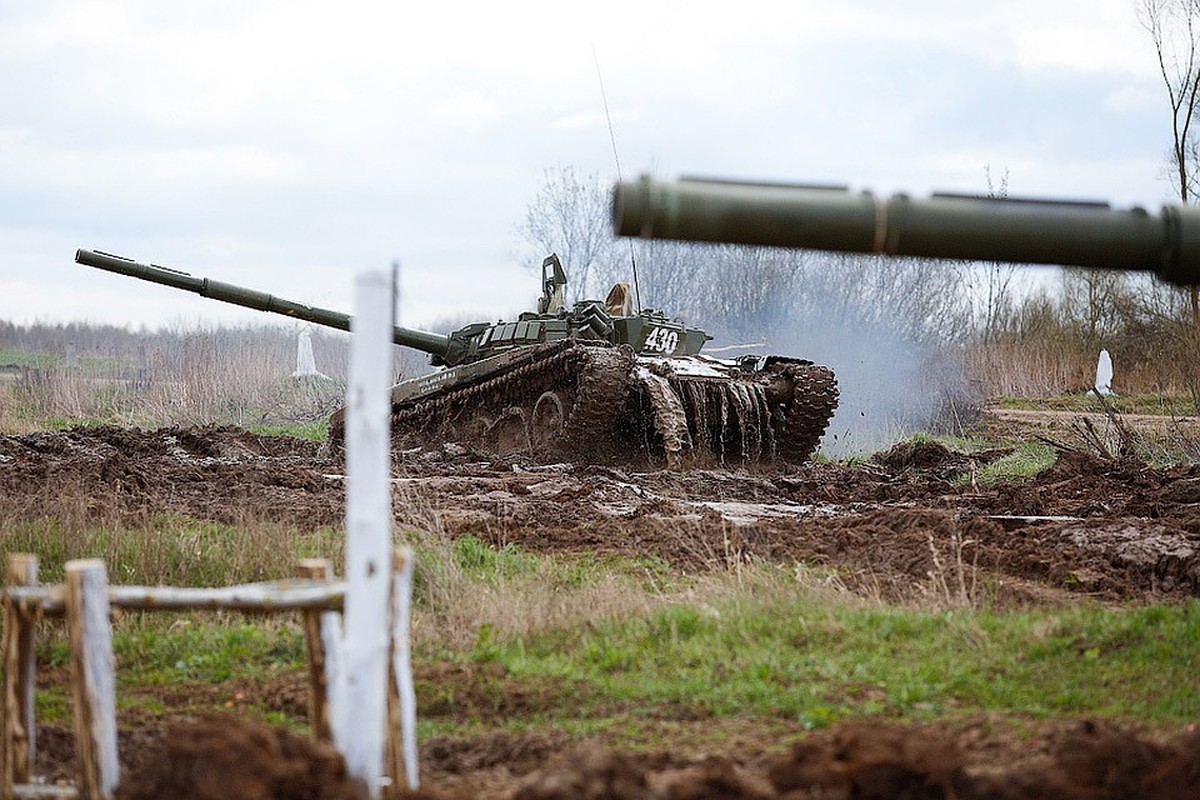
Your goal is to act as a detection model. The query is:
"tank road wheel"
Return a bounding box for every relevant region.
[489,407,531,455]
[461,410,497,448]
[530,391,571,454]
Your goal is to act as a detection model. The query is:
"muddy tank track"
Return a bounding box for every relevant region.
[774,363,839,463]
[651,362,838,466]
[561,345,637,454]
[383,343,836,465]
[389,341,636,457]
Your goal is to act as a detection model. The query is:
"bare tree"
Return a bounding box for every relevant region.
[517,164,623,302]
[1060,267,1131,345]
[1140,0,1200,325]
[1139,0,1200,202]
[975,165,1022,343]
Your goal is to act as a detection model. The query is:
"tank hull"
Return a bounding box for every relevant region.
[378,340,838,465]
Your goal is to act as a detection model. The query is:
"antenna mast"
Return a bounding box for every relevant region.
[592,44,642,312]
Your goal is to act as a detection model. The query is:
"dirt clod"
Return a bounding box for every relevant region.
[115,714,356,800]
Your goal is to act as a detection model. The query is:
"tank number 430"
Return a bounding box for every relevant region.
[643,327,680,354]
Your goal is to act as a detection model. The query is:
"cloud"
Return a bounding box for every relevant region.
[0,0,1180,332]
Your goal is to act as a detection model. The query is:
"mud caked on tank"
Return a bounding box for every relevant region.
[75,249,839,466]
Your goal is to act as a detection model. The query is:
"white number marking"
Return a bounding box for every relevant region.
[644,327,680,354]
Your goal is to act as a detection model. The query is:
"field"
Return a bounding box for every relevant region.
[2,411,1199,799]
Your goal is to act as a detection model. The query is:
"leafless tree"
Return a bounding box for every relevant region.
[1059,267,1132,344]
[1139,0,1200,202]
[796,253,973,347]
[974,165,1022,343]
[517,164,624,302]
[1139,0,1200,325]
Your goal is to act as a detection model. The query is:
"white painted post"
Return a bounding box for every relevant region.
[336,271,394,798]
[64,560,118,800]
[390,549,419,790]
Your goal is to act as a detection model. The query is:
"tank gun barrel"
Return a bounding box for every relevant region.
[612,175,1200,286]
[75,249,459,362]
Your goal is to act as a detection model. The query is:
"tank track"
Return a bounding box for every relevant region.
[562,345,636,455]
[382,342,836,466]
[774,363,839,463]
[388,341,636,456]
[626,360,837,466]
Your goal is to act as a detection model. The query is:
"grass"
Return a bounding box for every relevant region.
[0,347,58,369]
[3,516,345,588]
[0,336,345,436]
[15,528,1200,739]
[955,440,1057,487]
[492,595,1200,729]
[247,420,330,441]
[992,392,1199,417]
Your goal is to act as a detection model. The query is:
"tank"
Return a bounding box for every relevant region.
[612,175,1200,286]
[75,248,839,465]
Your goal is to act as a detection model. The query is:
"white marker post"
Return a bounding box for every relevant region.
[1095,349,1114,395]
[336,272,394,798]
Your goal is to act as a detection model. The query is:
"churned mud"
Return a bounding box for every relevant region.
[3,422,1199,798]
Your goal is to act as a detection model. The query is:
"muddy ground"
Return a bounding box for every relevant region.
[2,418,1199,798]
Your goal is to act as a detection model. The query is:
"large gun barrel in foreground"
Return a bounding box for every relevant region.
[75,248,459,363]
[612,175,1200,286]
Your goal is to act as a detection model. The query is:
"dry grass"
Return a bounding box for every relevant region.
[386,483,870,650]
[0,326,352,433]
[964,337,1186,399]
[919,525,981,609]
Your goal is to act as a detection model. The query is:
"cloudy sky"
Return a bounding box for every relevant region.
[0,0,1177,332]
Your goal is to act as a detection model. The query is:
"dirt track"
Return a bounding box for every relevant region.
[2,422,1199,798]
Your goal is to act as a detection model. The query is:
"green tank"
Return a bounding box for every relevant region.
[612,175,1200,285]
[75,248,838,465]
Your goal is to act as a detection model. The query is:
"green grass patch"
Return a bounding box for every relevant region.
[247,419,330,441]
[954,441,1057,487]
[114,621,306,684]
[0,347,57,368]
[491,594,1200,730]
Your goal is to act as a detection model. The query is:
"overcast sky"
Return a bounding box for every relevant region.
[0,0,1177,333]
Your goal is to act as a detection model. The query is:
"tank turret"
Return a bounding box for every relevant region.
[612,175,1200,286]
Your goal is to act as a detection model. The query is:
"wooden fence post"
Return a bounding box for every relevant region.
[297,559,341,743]
[3,554,39,796]
[65,560,119,800]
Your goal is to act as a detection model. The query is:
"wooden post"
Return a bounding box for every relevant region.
[385,549,418,795]
[3,554,39,795]
[297,559,339,743]
[64,561,118,800]
[336,271,395,799]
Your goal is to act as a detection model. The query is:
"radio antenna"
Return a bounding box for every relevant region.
[592,43,642,312]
